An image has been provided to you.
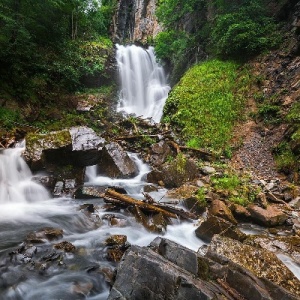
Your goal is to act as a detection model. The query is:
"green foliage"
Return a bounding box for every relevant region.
[195,187,206,205]
[287,102,300,123]
[257,103,280,123]
[211,171,259,206]
[212,174,241,191]
[0,107,22,129]
[274,142,298,175]
[155,0,207,83]
[272,101,300,181]
[164,60,247,153]
[0,0,115,100]
[212,0,280,59]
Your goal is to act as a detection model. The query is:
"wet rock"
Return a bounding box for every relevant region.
[143,184,158,193]
[98,266,115,285]
[53,181,64,197]
[132,206,168,233]
[79,203,96,213]
[32,175,56,190]
[102,214,128,227]
[207,235,300,297]
[98,142,138,178]
[256,191,268,208]
[150,141,172,166]
[68,126,105,166]
[74,185,127,199]
[71,281,93,296]
[109,237,297,300]
[105,235,130,262]
[247,204,288,226]
[209,200,237,224]
[105,235,127,247]
[146,169,164,185]
[112,0,161,43]
[74,186,106,199]
[26,227,63,243]
[195,215,246,243]
[290,196,300,209]
[108,244,230,300]
[150,237,199,276]
[183,198,207,216]
[54,241,76,253]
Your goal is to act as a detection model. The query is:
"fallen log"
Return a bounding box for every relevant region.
[105,189,196,220]
[105,189,177,218]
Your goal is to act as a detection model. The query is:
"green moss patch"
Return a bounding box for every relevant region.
[164,60,249,154]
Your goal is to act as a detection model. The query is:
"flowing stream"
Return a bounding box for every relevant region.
[0,147,203,300]
[116,44,171,123]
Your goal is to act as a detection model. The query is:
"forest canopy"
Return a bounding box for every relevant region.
[0,0,116,99]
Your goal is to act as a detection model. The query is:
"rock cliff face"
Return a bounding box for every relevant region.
[112,0,161,43]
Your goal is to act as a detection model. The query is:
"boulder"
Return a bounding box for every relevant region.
[195,215,246,243]
[98,142,138,178]
[24,126,105,171]
[147,157,198,188]
[26,227,63,244]
[207,235,300,297]
[108,237,298,300]
[247,204,288,226]
[108,244,230,300]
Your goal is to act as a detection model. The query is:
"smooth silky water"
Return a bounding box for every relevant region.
[116,44,171,123]
[0,148,203,300]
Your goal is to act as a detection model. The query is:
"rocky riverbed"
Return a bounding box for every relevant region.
[1,119,294,299]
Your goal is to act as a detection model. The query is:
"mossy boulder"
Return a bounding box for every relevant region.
[24,126,105,171]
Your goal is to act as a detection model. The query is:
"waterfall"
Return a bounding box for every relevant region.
[0,147,49,203]
[116,44,170,123]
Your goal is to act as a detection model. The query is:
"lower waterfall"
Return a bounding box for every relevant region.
[116,44,170,123]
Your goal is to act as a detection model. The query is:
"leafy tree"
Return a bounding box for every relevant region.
[0,0,115,99]
[212,0,280,59]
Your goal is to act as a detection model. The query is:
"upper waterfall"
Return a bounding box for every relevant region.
[116,44,170,123]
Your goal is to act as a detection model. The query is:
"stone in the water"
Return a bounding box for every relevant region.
[98,142,138,178]
[54,241,76,253]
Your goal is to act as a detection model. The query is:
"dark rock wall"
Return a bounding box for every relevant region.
[112,0,161,43]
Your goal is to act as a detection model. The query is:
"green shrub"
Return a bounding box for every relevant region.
[0,107,22,129]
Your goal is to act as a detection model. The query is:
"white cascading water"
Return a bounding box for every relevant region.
[116,44,171,123]
[0,146,49,204]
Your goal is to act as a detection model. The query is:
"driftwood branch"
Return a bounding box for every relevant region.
[105,189,177,218]
[104,189,196,220]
